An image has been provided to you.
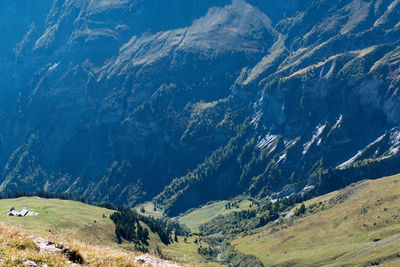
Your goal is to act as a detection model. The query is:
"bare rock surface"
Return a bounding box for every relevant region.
[23,260,37,267]
[30,236,65,253]
[30,236,177,266]
[134,255,181,267]
[23,260,49,267]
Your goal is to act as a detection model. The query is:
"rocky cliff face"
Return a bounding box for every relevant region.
[0,0,399,214]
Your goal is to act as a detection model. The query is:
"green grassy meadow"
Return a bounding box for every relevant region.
[0,197,217,266]
[135,201,165,218]
[163,236,223,267]
[178,199,254,232]
[0,197,116,246]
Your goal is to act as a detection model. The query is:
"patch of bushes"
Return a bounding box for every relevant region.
[219,242,264,267]
[294,203,306,216]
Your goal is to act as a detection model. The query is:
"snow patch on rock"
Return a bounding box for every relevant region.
[251,110,263,127]
[389,129,400,155]
[337,133,386,169]
[303,124,326,155]
[333,114,343,129]
[257,134,278,149]
[48,62,60,72]
[277,153,287,163]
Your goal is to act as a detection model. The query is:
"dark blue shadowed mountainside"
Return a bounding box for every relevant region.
[0,0,399,216]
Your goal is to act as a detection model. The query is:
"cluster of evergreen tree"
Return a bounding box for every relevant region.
[110,211,150,245]
[314,154,400,195]
[110,209,189,246]
[224,200,240,210]
[96,201,129,211]
[140,215,171,245]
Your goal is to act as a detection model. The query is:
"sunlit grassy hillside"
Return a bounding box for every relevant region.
[0,197,116,247]
[178,199,254,232]
[233,174,400,266]
[0,197,214,266]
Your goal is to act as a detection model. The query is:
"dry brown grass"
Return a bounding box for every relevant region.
[0,223,68,266]
[0,223,188,266]
[60,236,140,266]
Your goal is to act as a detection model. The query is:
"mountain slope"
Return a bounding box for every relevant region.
[232,173,400,266]
[154,0,400,215]
[0,0,399,214]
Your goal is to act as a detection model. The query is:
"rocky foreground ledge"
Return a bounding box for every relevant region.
[0,223,186,266]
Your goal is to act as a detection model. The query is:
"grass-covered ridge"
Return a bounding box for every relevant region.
[0,197,219,266]
[0,197,116,246]
[232,173,400,266]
